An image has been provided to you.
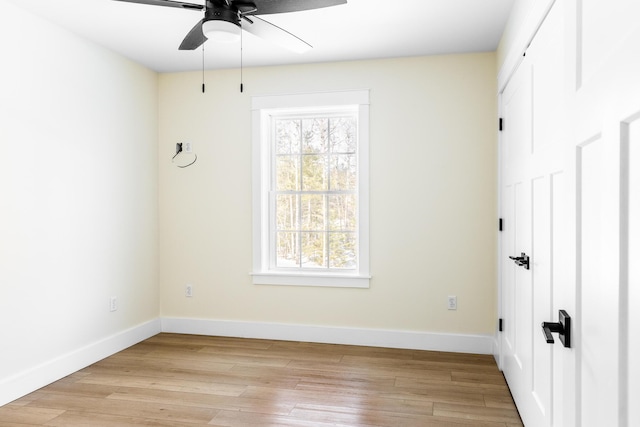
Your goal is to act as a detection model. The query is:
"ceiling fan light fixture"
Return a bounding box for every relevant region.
[202,20,241,43]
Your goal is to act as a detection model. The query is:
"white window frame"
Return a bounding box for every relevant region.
[251,90,370,288]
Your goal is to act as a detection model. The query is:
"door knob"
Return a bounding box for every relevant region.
[509,252,530,270]
[542,309,571,348]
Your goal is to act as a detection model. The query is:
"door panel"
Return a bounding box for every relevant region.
[627,117,639,427]
[514,180,531,378]
[502,183,516,361]
[579,0,640,86]
[577,136,621,427]
[532,176,552,420]
[550,171,568,427]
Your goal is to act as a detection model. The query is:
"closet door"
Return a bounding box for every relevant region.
[501,1,640,425]
[499,3,566,426]
[568,1,640,426]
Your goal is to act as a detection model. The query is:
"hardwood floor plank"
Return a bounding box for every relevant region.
[107,388,296,416]
[288,405,429,427]
[210,409,511,427]
[146,334,274,351]
[90,353,236,374]
[6,391,49,407]
[484,393,522,409]
[43,410,209,426]
[451,371,508,386]
[433,402,523,424]
[0,406,64,425]
[28,393,219,424]
[77,373,247,396]
[395,376,510,395]
[209,409,334,427]
[1,333,522,426]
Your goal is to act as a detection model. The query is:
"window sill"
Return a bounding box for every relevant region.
[251,272,371,288]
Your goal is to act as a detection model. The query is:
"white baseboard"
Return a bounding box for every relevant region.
[161,317,494,355]
[0,319,160,407]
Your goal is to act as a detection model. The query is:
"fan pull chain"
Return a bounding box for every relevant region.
[240,24,244,93]
[202,43,206,93]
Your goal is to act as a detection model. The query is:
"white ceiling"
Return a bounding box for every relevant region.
[7,0,514,73]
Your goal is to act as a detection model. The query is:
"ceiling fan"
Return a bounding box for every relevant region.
[113,0,347,53]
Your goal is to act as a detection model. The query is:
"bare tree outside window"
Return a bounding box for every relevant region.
[274,115,358,271]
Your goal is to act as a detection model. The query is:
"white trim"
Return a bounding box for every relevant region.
[251,272,371,288]
[161,317,494,355]
[0,319,160,407]
[252,90,370,111]
[493,333,502,368]
[498,0,556,92]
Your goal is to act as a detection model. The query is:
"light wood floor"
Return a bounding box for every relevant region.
[1,333,523,426]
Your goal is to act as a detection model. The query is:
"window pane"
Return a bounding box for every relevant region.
[276,195,299,231]
[302,118,328,154]
[329,232,357,269]
[276,155,300,191]
[302,154,328,191]
[330,117,357,153]
[329,194,357,230]
[330,154,357,191]
[276,232,299,267]
[275,119,301,154]
[301,194,325,231]
[301,232,327,268]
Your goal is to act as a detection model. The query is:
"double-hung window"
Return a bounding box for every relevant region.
[252,91,370,288]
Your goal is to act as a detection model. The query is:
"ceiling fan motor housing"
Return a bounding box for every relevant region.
[205,1,241,27]
[204,1,259,27]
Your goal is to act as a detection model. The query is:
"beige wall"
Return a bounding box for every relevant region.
[159,53,498,335]
[0,0,159,396]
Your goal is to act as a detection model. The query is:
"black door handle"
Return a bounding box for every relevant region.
[509,252,530,270]
[542,310,571,348]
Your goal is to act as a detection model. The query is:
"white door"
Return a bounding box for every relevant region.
[500,55,533,424]
[568,1,640,426]
[500,3,565,426]
[500,1,640,426]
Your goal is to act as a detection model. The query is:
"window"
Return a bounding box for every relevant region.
[252,91,370,288]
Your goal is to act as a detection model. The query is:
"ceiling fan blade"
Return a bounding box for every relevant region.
[242,16,312,53]
[112,0,204,10]
[242,0,346,15]
[179,19,208,50]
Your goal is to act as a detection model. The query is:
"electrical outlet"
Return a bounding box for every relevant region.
[184,142,192,153]
[185,285,193,298]
[110,296,117,312]
[447,296,457,310]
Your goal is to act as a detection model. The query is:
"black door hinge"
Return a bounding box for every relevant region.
[499,318,503,332]
[499,118,503,131]
[499,218,503,231]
